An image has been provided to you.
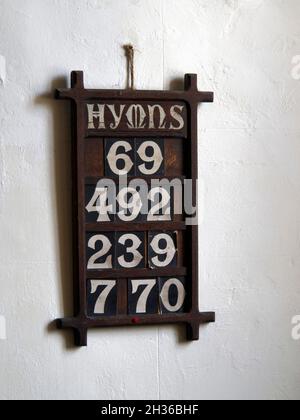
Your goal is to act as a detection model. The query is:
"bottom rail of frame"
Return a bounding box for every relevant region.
[56,312,215,347]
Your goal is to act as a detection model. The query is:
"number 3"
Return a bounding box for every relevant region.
[118,234,143,268]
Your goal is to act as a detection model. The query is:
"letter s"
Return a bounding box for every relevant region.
[170,105,185,130]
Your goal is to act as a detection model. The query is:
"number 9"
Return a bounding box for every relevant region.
[117,187,142,222]
[150,233,177,268]
[137,141,163,175]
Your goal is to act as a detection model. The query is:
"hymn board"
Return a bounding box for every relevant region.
[56,71,215,346]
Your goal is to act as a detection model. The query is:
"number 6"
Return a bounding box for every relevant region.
[107,141,134,176]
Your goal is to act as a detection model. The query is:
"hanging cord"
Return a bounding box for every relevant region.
[124,44,135,90]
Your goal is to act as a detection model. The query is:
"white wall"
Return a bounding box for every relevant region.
[0,0,300,400]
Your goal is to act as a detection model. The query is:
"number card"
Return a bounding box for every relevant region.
[56,71,215,346]
[87,280,117,317]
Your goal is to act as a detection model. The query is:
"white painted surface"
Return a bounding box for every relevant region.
[0,316,6,340]
[0,0,300,400]
[0,55,6,86]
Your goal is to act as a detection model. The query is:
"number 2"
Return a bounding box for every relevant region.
[148,187,171,221]
[87,235,113,269]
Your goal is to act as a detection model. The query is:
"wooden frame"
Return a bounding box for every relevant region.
[55,71,215,346]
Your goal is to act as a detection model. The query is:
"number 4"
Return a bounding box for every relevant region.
[86,187,113,222]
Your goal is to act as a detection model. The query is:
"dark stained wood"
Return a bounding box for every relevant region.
[85,222,187,232]
[117,279,128,316]
[86,267,187,279]
[57,85,214,103]
[164,138,185,176]
[84,138,104,177]
[176,231,185,267]
[57,312,216,339]
[85,175,186,185]
[55,71,215,346]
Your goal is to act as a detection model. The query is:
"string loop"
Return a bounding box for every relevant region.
[124,44,135,90]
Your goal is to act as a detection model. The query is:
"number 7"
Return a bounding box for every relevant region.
[90,280,116,314]
[131,279,157,314]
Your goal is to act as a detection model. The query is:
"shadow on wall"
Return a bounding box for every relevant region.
[36,76,75,350]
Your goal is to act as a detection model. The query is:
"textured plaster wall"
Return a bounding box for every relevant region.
[0,0,300,400]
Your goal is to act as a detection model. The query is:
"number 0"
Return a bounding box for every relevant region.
[160,278,186,312]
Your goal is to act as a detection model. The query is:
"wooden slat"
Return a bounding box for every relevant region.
[56,87,214,103]
[86,267,187,279]
[85,222,187,232]
[117,279,128,316]
[58,312,216,329]
[85,175,186,185]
